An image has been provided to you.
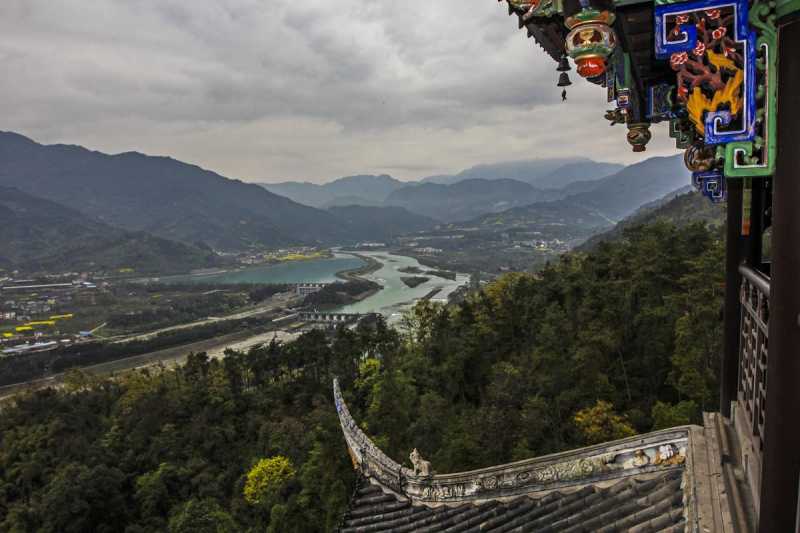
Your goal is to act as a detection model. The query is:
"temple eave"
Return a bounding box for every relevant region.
[333,379,740,531]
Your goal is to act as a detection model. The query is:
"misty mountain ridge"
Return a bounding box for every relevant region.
[0,131,346,251]
[421,158,623,188]
[261,159,624,211]
[384,155,687,223]
[561,155,690,221]
[259,174,406,208]
[0,133,429,251]
[1,131,690,271]
[384,178,559,222]
[450,154,690,233]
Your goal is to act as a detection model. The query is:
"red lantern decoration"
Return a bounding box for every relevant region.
[564,12,617,80]
[576,56,607,78]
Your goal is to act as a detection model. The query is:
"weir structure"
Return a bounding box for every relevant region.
[333,0,800,530]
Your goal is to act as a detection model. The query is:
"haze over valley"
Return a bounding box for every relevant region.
[1,130,690,277]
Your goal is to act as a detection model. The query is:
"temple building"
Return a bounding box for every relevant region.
[333,0,800,530]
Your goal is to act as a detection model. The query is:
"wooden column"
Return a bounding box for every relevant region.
[758,17,800,533]
[721,178,745,418]
[747,180,765,270]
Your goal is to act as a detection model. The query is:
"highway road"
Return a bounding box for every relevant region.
[0,326,300,403]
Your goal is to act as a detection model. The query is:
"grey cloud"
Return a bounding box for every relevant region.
[0,0,680,182]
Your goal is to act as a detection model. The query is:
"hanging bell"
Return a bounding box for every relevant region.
[557,72,572,87]
[557,55,572,72]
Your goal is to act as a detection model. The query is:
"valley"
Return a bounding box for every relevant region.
[0,249,469,392]
[0,130,699,397]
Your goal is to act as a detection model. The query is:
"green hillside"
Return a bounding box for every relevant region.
[579,190,726,250]
[326,205,436,240]
[0,186,218,274]
[0,132,346,251]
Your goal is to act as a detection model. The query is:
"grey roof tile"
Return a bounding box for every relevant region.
[331,380,739,532]
[340,470,686,532]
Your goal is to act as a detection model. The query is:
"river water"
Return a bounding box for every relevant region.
[163,252,467,322]
[336,251,469,322]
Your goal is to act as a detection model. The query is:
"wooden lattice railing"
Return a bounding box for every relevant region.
[738,265,770,453]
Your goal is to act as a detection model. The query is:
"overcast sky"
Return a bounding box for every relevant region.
[0,0,680,183]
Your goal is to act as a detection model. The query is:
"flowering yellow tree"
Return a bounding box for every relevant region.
[243,456,295,506]
[574,400,636,445]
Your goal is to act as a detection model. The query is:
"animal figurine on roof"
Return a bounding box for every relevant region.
[410,448,432,477]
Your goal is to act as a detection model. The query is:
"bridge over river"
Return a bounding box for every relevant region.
[299,312,373,324]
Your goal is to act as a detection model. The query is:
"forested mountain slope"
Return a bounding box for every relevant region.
[0,221,723,532]
[579,189,725,250]
[559,155,690,221]
[326,205,436,240]
[450,155,691,234]
[0,132,346,250]
[0,186,217,274]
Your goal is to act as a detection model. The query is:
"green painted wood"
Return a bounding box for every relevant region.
[613,0,653,7]
[777,0,800,19]
[725,0,778,178]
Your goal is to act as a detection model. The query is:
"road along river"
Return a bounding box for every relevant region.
[0,253,467,400]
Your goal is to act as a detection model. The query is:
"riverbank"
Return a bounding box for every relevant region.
[154,253,364,285]
[336,253,383,282]
[336,251,469,320]
[401,276,429,288]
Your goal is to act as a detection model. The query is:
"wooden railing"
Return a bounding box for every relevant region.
[738,265,770,453]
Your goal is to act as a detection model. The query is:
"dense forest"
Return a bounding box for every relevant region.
[0,221,724,532]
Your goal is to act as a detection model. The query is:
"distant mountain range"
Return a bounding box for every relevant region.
[441,155,690,238]
[389,155,688,224]
[396,159,695,275]
[420,158,624,188]
[260,174,406,208]
[0,131,692,275]
[261,158,634,223]
[0,186,218,274]
[0,132,347,251]
[557,155,691,221]
[384,178,558,222]
[0,133,433,256]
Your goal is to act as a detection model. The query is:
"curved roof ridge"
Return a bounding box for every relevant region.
[333,379,694,505]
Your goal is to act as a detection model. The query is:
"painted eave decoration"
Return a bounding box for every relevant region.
[496,0,780,203]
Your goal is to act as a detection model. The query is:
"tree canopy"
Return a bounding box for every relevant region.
[0,221,724,532]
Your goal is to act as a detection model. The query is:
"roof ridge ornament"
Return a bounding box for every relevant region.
[333,379,691,505]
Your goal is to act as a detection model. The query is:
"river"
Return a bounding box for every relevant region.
[162,251,467,323]
[336,251,469,323]
[0,253,467,399]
